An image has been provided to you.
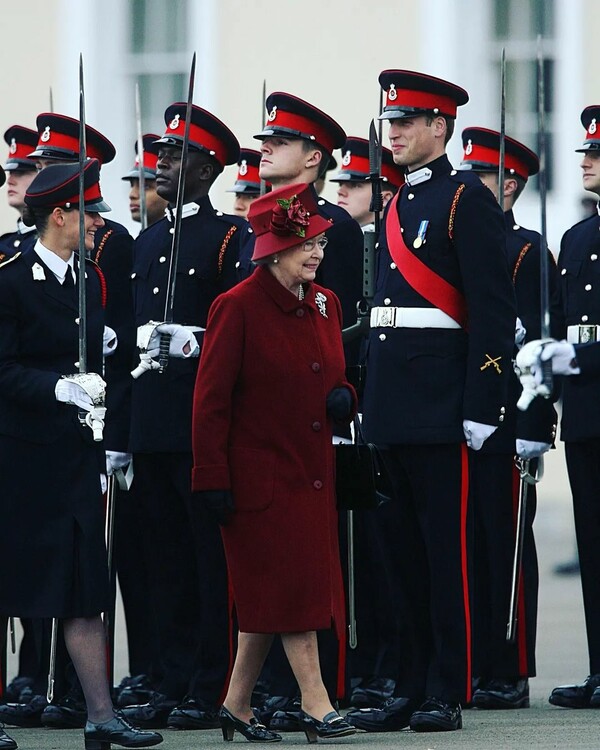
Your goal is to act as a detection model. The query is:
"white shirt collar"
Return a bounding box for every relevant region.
[404,166,433,187]
[34,240,75,284]
[17,219,36,236]
[165,202,201,222]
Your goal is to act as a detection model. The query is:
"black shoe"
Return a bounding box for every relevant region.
[84,710,163,749]
[298,710,356,743]
[409,698,462,732]
[119,692,178,729]
[549,674,600,708]
[0,726,17,750]
[41,692,88,728]
[116,675,157,708]
[219,705,282,743]
[345,696,419,732]
[0,695,47,727]
[4,677,34,704]
[472,678,530,709]
[589,686,600,707]
[254,695,299,727]
[268,697,302,732]
[350,677,395,708]
[167,697,220,729]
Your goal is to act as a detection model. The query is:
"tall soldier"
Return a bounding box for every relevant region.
[121,134,169,228]
[122,103,245,731]
[226,147,262,218]
[0,126,39,258]
[346,70,516,733]
[544,105,600,709]
[239,92,364,367]
[458,127,562,708]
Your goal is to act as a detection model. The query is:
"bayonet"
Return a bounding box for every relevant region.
[260,79,267,196]
[498,47,506,211]
[135,82,148,230]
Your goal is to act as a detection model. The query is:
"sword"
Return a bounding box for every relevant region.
[78,53,88,375]
[9,618,15,654]
[159,52,196,373]
[46,617,59,703]
[347,509,357,649]
[537,35,553,395]
[103,474,118,689]
[260,79,267,196]
[498,47,506,211]
[135,82,148,231]
[49,86,54,114]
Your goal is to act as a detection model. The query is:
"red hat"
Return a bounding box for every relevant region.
[25,159,110,212]
[121,133,161,181]
[30,113,116,165]
[378,70,468,120]
[576,106,600,153]
[248,183,332,261]
[330,136,405,190]
[460,127,539,180]
[226,148,262,194]
[156,103,240,168]
[3,125,39,172]
[255,92,346,156]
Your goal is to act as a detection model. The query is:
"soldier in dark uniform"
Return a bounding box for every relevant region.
[238,92,364,367]
[346,70,516,733]
[226,147,262,218]
[121,134,168,228]
[0,126,39,259]
[0,160,162,750]
[458,127,562,709]
[121,103,245,731]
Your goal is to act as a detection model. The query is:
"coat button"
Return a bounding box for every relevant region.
[379,333,386,341]
[499,415,505,422]
[153,287,160,294]
[318,199,326,206]
[592,254,598,261]
[296,309,305,318]
[561,268,567,275]
[248,227,253,233]
[390,262,397,269]
[130,272,137,279]
[75,317,80,324]
[513,224,520,230]
[585,284,592,291]
[312,421,322,432]
[500,406,506,414]
[582,314,589,322]
[408,193,414,200]
[313,480,323,490]
[14,239,20,247]
[169,227,175,234]
[188,268,195,275]
[216,211,223,216]
[384,298,391,305]
[159,256,166,263]
[311,362,320,372]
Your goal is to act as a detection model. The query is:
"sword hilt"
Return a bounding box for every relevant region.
[158,333,171,373]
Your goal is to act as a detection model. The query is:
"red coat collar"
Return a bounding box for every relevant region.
[253,264,318,314]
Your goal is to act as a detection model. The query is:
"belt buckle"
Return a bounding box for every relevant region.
[378,307,396,328]
[579,325,597,344]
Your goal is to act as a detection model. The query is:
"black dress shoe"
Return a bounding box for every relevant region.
[167,697,220,729]
[345,696,419,732]
[116,675,157,708]
[350,678,396,708]
[119,692,178,729]
[0,726,17,750]
[84,710,163,749]
[298,710,356,743]
[590,686,600,707]
[269,697,302,732]
[4,677,34,704]
[409,697,462,732]
[472,678,530,709]
[219,705,282,743]
[254,695,299,727]
[549,674,600,708]
[0,695,47,727]
[41,693,88,728]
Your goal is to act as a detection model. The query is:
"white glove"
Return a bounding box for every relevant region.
[540,340,580,376]
[516,439,551,459]
[55,373,106,412]
[103,326,118,356]
[515,317,527,348]
[147,323,202,359]
[106,451,132,476]
[463,419,498,451]
[515,339,575,410]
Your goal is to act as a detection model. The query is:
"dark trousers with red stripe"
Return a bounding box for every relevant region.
[470,452,538,680]
[382,443,472,705]
[564,440,600,674]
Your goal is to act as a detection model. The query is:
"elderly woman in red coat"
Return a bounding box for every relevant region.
[191,183,356,744]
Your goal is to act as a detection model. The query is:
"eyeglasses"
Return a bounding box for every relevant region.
[302,236,328,252]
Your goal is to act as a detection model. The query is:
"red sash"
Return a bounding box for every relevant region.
[385,191,468,329]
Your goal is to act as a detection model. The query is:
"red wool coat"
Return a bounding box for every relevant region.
[192,265,355,640]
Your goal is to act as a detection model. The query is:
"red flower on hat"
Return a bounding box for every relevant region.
[270,196,310,239]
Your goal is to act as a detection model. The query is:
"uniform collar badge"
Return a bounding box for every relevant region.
[405,166,432,187]
[32,262,46,281]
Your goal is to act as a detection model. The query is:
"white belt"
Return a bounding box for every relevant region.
[370,306,461,329]
[567,324,600,344]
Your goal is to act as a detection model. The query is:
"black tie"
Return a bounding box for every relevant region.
[63,269,74,288]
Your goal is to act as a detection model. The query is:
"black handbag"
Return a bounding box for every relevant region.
[335,417,393,511]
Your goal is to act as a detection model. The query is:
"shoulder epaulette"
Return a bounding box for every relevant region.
[0,251,21,268]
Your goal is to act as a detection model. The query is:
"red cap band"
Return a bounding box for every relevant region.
[265,108,336,154]
[163,115,228,167]
[35,127,106,163]
[62,182,103,207]
[134,151,159,171]
[385,87,458,117]
[462,142,528,179]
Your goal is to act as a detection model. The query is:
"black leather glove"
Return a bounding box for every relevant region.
[193,489,234,526]
[326,387,353,421]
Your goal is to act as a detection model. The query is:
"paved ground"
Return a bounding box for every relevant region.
[5,438,599,749]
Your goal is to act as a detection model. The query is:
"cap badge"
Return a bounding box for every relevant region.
[590,118,597,135]
[239,159,248,176]
[9,138,17,154]
[388,84,397,102]
[342,150,352,166]
[169,113,181,130]
[268,105,278,122]
[465,139,473,155]
[41,126,51,143]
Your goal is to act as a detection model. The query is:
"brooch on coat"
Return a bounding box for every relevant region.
[315,292,328,318]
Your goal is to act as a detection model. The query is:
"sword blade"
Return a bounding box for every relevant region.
[78,53,88,376]
[135,82,148,231]
[506,459,530,643]
[498,47,506,211]
[260,79,267,196]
